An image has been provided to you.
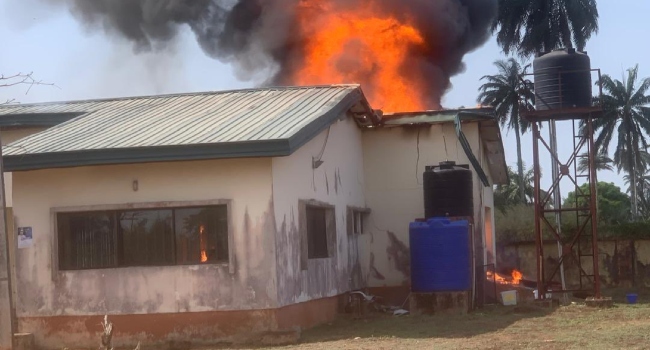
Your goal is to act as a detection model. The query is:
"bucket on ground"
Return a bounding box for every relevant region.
[533,289,552,300]
[501,290,517,306]
[626,293,638,304]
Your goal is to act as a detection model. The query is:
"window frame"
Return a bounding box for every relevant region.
[51,200,234,275]
[299,200,336,269]
[347,206,371,236]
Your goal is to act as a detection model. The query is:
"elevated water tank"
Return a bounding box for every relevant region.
[533,48,592,111]
[423,161,473,219]
[409,218,471,292]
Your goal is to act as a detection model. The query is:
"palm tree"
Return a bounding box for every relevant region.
[495,166,534,212]
[492,0,599,57]
[636,171,650,219]
[495,165,553,213]
[592,65,650,219]
[624,171,650,219]
[478,59,535,204]
[577,152,614,173]
[622,151,650,218]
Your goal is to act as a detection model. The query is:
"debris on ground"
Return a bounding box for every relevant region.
[100,315,140,350]
[347,290,410,317]
[393,309,409,316]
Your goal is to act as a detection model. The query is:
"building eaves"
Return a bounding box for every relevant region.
[0,112,85,128]
[380,108,496,126]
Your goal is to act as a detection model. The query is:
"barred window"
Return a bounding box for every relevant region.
[57,205,228,270]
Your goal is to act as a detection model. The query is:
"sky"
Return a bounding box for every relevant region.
[1,0,649,199]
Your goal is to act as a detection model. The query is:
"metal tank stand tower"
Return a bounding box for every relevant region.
[523,48,610,305]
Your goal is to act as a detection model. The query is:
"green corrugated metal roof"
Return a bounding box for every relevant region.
[2,85,371,171]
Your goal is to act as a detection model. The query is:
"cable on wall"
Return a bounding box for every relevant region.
[415,127,422,185]
[312,126,331,169]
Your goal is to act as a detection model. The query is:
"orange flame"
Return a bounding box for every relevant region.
[293,1,430,112]
[199,225,208,263]
[487,269,524,285]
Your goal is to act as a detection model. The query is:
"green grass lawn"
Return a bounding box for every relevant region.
[212,290,650,350]
[293,304,650,350]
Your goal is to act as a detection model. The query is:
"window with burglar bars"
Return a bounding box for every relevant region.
[57,205,229,270]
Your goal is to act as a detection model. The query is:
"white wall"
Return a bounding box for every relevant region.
[362,122,495,287]
[272,116,367,306]
[12,158,278,317]
[1,128,48,207]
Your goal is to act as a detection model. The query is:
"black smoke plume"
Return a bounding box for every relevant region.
[55,0,498,108]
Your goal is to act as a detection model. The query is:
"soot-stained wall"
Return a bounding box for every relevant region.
[11,158,278,320]
[361,122,495,288]
[272,116,367,306]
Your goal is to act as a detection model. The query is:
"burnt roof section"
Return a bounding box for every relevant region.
[2,85,376,171]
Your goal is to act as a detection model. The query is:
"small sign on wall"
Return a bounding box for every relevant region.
[17,227,33,249]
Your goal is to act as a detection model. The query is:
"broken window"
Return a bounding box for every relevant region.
[57,205,229,270]
[306,205,330,259]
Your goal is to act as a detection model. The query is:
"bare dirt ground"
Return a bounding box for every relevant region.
[209,289,650,350]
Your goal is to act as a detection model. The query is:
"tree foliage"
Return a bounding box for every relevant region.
[564,182,631,225]
[492,0,599,57]
[1,72,54,104]
[577,152,614,173]
[494,166,534,212]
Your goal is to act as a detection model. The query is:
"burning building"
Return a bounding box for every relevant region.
[0,86,507,348]
[0,0,510,348]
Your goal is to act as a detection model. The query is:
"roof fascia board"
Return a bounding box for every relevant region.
[0,112,86,128]
[479,120,509,185]
[0,85,362,110]
[381,109,494,126]
[3,139,291,172]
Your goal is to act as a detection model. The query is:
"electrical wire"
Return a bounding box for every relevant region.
[415,127,422,185]
[315,126,331,162]
[442,124,449,161]
[312,126,331,191]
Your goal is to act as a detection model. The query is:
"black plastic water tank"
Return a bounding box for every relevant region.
[423,161,473,219]
[533,48,592,111]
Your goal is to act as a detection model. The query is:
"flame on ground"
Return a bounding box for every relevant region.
[487,269,523,285]
[292,0,431,112]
